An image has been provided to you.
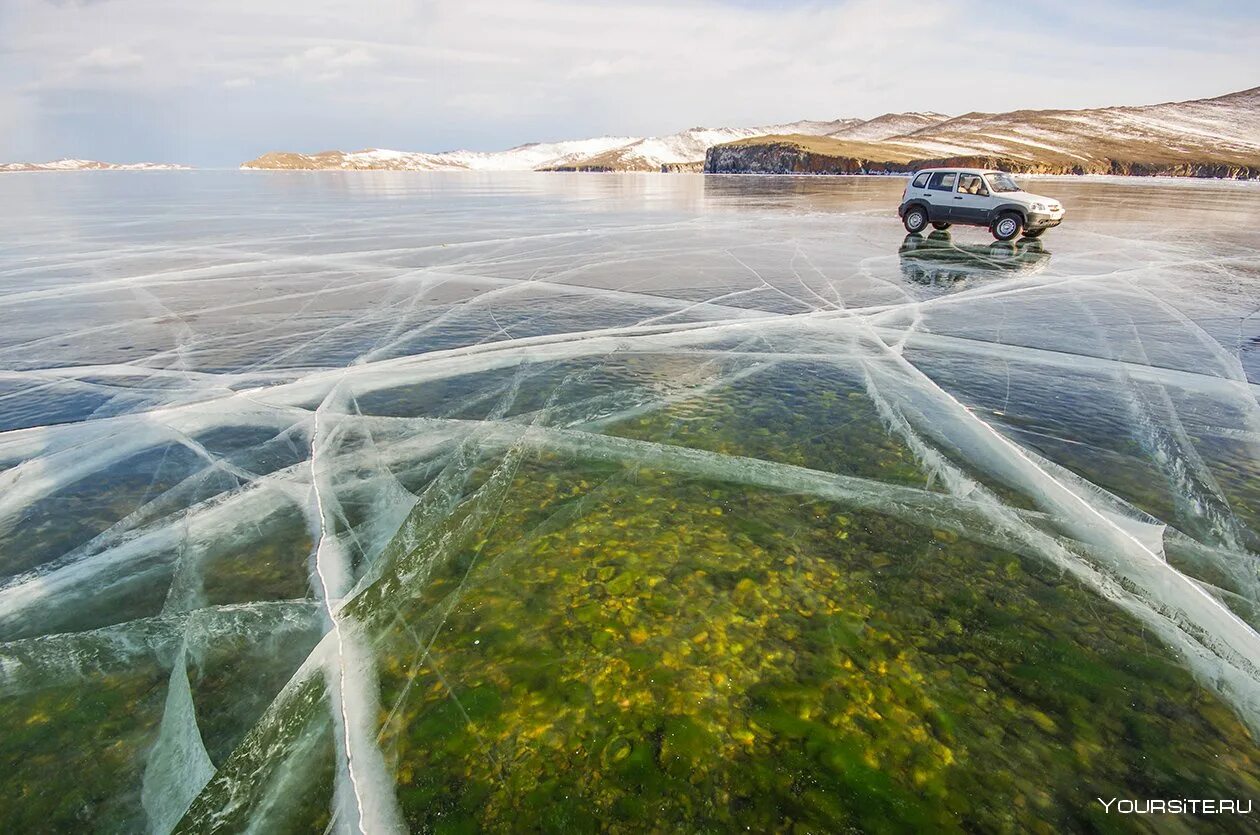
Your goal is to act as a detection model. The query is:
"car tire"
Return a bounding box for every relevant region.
[903,205,929,234]
[991,212,1023,242]
[932,222,951,230]
[1021,228,1046,238]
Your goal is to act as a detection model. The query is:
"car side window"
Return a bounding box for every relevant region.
[927,172,956,191]
[912,172,930,188]
[957,173,989,196]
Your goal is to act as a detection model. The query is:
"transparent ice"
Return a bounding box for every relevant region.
[1,172,1258,832]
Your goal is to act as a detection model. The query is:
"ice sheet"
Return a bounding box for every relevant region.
[1,172,1259,831]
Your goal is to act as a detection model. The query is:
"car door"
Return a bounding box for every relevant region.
[951,173,998,223]
[924,171,958,220]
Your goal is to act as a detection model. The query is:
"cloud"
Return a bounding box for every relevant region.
[74,45,142,71]
[281,45,377,81]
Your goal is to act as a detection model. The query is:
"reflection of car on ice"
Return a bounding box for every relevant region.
[897,168,1065,241]
[898,231,1051,288]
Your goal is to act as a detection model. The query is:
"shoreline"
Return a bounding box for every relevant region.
[236,168,1260,184]
[5,167,1258,185]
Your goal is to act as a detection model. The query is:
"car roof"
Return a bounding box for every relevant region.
[913,167,1003,175]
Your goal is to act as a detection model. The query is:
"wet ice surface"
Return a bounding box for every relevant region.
[1,171,1259,832]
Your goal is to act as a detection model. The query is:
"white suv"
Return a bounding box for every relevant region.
[897,168,1065,240]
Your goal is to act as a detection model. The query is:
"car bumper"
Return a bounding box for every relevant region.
[1027,211,1064,229]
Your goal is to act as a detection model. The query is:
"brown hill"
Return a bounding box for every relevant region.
[706,86,1260,178]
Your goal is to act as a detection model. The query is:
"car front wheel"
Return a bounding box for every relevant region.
[1021,227,1047,239]
[903,206,929,234]
[932,222,951,230]
[991,212,1023,241]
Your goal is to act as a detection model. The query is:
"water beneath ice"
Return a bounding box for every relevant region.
[1,171,1259,833]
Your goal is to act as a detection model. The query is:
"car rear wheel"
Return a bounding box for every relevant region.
[991,212,1023,242]
[903,205,929,234]
[932,222,951,230]
[1021,227,1047,238]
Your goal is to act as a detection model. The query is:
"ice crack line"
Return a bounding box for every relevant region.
[310,397,402,835]
[839,319,1260,729]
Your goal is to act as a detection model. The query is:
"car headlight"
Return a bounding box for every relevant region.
[1030,202,1046,211]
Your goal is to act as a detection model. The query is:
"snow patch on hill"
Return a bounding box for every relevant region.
[0,159,191,172]
[827,112,949,142]
[879,86,1260,164]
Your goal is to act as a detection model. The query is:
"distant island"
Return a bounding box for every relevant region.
[243,85,1260,180]
[239,120,904,174]
[0,159,191,173]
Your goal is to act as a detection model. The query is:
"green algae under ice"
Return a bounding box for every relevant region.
[2,173,1260,833]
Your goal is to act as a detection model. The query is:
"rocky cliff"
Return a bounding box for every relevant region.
[705,139,1260,179]
[661,161,704,173]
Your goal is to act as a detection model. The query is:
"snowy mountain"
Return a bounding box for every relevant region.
[242,85,1260,178]
[881,86,1260,165]
[241,119,875,173]
[827,112,949,142]
[710,86,1260,178]
[242,137,642,172]
[540,122,863,172]
[0,159,191,172]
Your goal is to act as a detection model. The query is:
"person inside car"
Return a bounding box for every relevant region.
[959,174,986,195]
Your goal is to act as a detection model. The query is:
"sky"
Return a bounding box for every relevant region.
[1,0,1257,166]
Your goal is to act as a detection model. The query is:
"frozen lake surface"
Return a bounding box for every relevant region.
[1,172,1259,832]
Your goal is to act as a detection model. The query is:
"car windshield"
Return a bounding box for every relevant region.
[985,173,1021,193]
